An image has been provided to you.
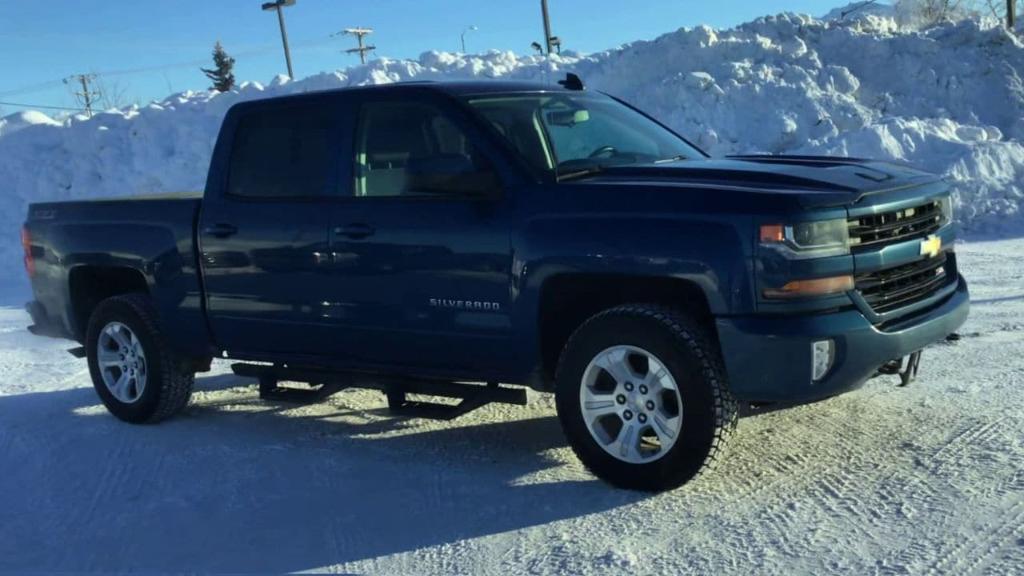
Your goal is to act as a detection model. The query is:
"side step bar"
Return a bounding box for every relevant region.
[230,363,527,421]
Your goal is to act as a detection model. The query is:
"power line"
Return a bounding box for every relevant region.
[0,100,87,112]
[0,39,335,100]
[0,79,67,99]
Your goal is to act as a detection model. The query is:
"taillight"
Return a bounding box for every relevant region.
[21,226,35,277]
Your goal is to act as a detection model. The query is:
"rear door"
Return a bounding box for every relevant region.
[199,99,342,356]
[321,91,516,374]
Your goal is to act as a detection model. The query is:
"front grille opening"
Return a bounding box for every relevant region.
[856,253,950,314]
[849,201,942,250]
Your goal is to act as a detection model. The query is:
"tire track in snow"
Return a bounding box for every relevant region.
[929,416,1008,475]
[789,410,895,558]
[80,431,131,520]
[925,498,1024,576]
[55,430,133,570]
[709,403,899,566]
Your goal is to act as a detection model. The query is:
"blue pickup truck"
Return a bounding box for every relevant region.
[22,78,969,490]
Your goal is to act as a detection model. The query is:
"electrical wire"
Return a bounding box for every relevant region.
[0,34,347,113]
[0,36,341,98]
[0,101,87,112]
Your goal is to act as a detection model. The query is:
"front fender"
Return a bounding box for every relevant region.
[508,212,754,375]
[516,212,754,313]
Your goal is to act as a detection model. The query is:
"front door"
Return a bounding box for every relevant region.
[321,94,515,374]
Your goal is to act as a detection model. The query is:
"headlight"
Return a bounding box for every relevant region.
[938,195,954,226]
[760,218,850,259]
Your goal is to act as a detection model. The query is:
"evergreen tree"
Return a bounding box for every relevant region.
[201,42,236,92]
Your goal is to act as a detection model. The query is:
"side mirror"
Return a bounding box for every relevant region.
[408,153,476,176]
[406,154,501,199]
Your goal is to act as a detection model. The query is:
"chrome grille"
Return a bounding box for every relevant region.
[848,201,943,250]
[855,253,949,314]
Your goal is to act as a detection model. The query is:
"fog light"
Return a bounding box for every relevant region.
[812,340,834,382]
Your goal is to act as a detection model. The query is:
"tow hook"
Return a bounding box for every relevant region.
[878,350,923,387]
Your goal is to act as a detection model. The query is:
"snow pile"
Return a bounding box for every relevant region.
[822,1,898,22]
[0,110,61,138]
[2,11,1023,283]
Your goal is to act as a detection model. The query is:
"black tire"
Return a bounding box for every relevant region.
[86,293,194,424]
[554,304,737,491]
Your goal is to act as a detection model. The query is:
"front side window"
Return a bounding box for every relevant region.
[228,105,332,198]
[353,101,498,198]
[464,92,703,179]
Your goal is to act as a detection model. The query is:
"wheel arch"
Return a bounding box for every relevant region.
[536,273,718,388]
[69,265,150,341]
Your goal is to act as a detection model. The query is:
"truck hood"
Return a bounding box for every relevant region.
[581,155,940,208]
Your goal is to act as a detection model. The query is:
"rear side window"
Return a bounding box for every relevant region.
[227,105,332,198]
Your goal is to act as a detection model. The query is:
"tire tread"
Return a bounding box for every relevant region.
[87,293,194,423]
[554,303,738,489]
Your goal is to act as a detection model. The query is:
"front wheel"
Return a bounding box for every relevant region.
[554,304,737,491]
[86,294,194,423]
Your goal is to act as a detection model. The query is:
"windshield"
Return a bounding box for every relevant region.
[463,92,704,179]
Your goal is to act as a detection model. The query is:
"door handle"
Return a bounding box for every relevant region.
[203,223,238,238]
[334,223,375,239]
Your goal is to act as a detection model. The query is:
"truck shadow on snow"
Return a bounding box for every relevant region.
[0,373,650,573]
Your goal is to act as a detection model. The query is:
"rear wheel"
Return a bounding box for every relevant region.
[555,304,737,491]
[86,294,194,423]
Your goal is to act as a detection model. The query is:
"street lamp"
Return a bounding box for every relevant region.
[461,25,478,53]
[549,35,561,54]
[261,0,296,80]
[540,0,553,54]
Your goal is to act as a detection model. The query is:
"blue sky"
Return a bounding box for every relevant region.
[0,0,848,113]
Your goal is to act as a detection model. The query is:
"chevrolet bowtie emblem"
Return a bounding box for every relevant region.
[920,234,942,258]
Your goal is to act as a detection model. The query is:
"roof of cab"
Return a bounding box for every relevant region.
[340,79,568,95]
[421,80,569,95]
[233,79,575,110]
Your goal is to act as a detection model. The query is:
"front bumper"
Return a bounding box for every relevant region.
[715,274,969,403]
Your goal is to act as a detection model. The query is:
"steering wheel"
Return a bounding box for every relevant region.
[588,145,617,159]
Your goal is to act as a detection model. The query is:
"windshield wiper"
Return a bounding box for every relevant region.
[556,165,605,182]
[654,154,688,164]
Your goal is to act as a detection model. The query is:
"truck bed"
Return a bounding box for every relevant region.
[24,193,209,356]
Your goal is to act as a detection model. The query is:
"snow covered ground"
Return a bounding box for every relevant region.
[1,238,1021,574]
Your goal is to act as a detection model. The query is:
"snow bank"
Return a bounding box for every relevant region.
[823,2,897,22]
[0,110,60,138]
[2,11,1023,283]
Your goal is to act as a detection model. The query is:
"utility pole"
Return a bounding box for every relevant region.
[461,25,478,53]
[1009,0,1016,29]
[540,0,554,54]
[63,74,99,117]
[261,0,296,79]
[335,28,375,64]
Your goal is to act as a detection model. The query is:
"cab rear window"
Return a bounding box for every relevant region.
[227,105,332,198]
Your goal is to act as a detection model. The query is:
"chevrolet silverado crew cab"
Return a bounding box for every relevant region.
[22,77,969,491]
